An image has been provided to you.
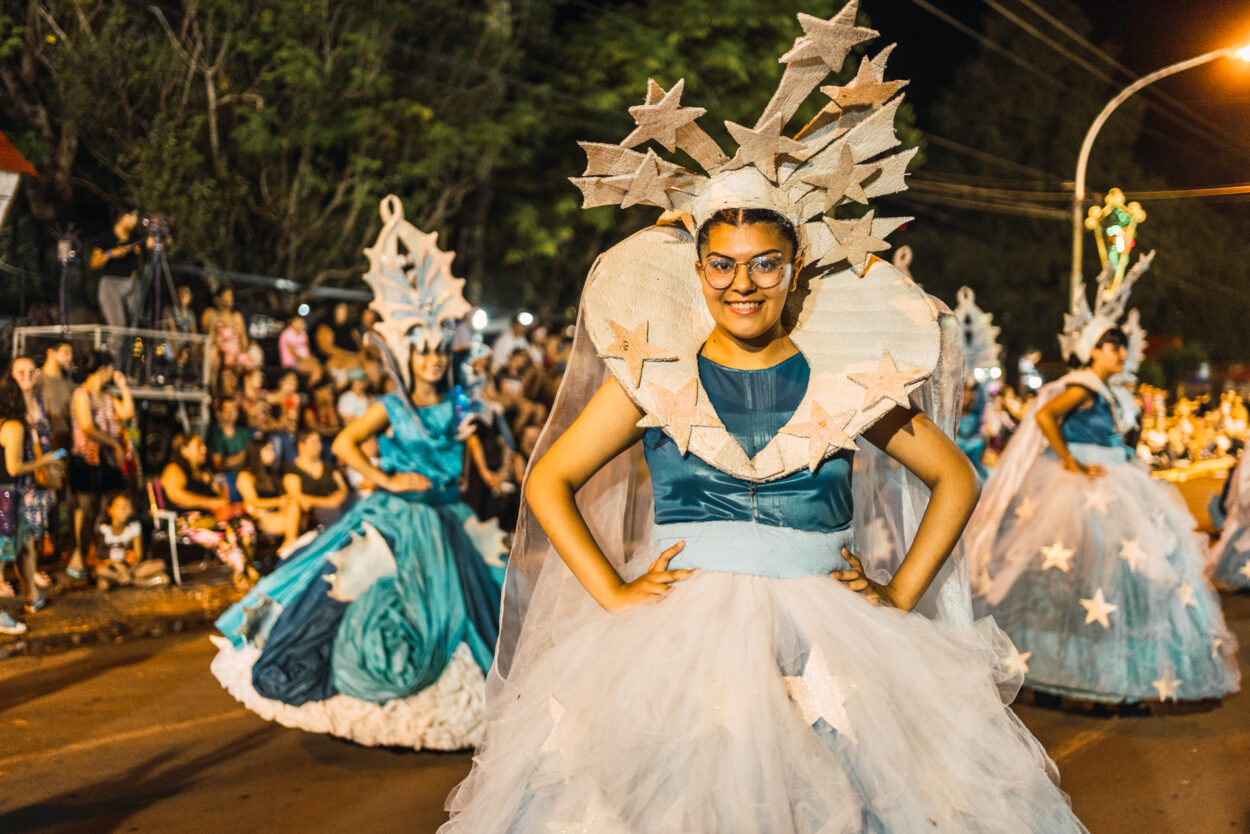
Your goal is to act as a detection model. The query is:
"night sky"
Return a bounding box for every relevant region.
[863,0,1250,186]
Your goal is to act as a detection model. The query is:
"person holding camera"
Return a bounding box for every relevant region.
[90,208,152,359]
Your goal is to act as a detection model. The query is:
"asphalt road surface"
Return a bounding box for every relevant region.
[2,595,1248,834]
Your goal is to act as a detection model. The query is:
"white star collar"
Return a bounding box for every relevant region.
[585,223,941,482]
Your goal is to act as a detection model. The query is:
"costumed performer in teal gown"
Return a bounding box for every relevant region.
[210,196,507,749]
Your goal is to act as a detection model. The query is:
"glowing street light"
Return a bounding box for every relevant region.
[1070,42,1250,307]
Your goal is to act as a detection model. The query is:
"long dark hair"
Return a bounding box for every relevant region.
[0,373,27,428]
[169,433,210,484]
[243,438,282,496]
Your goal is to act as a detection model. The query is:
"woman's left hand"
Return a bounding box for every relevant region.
[831,548,901,609]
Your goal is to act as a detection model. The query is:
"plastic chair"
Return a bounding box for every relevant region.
[146,477,184,586]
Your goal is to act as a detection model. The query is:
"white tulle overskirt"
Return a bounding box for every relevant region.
[442,527,1086,833]
[210,638,486,749]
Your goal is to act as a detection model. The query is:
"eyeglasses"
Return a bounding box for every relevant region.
[697,254,793,290]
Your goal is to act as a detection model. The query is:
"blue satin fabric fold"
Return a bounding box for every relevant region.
[250,491,501,705]
[644,352,853,532]
[1061,387,1124,449]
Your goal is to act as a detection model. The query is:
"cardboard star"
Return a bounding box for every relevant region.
[603,149,684,209]
[540,695,571,754]
[780,403,858,471]
[1039,541,1074,573]
[822,210,890,273]
[621,79,706,152]
[783,646,856,741]
[780,7,877,71]
[1014,495,1038,522]
[802,145,877,211]
[637,379,723,455]
[1003,648,1032,676]
[1239,560,1250,581]
[847,350,919,409]
[569,175,628,209]
[723,114,806,183]
[1177,581,1198,609]
[598,320,677,388]
[1119,538,1147,572]
[820,53,907,112]
[1085,484,1115,514]
[1080,587,1119,629]
[1151,674,1181,702]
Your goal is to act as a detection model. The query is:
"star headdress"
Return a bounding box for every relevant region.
[1059,249,1154,365]
[953,286,1002,383]
[362,195,472,388]
[570,2,914,273]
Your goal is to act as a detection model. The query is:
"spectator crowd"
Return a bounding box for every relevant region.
[0,288,568,637]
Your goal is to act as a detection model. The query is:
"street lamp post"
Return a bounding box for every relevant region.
[1070,45,1250,308]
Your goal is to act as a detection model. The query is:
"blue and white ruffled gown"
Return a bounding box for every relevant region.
[442,354,1086,833]
[971,382,1239,703]
[1211,452,1250,589]
[210,391,504,748]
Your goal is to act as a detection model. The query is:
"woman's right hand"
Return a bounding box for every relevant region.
[386,472,432,493]
[1061,457,1104,479]
[605,542,697,611]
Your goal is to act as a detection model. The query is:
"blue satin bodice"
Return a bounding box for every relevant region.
[1060,385,1124,449]
[644,352,854,533]
[379,391,464,503]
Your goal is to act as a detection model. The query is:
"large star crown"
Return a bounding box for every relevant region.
[1059,250,1153,367]
[571,2,914,273]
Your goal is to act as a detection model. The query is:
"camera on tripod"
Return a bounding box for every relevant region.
[140,213,171,244]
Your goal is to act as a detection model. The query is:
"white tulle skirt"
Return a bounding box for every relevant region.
[209,638,486,749]
[441,522,1086,833]
[973,448,1239,703]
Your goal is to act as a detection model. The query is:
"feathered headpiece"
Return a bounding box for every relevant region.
[570,1,914,273]
[953,286,1002,382]
[362,195,472,387]
[1059,251,1154,366]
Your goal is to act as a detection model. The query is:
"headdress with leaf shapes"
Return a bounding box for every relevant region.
[362,195,472,388]
[570,1,914,273]
[953,286,1002,382]
[1059,251,1154,366]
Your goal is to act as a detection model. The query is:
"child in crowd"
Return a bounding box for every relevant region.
[96,494,169,589]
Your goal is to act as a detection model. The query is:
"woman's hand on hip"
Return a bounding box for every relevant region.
[831,548,902,609]
[606,542,697,611]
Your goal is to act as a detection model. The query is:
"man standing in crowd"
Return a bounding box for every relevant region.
[34,341,74,453]
[89,208,151,357]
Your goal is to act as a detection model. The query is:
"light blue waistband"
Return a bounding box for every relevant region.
[654,520,852,579]
[1047,442,1131,466]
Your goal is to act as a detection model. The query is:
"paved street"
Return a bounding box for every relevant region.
[2,594,1248,834]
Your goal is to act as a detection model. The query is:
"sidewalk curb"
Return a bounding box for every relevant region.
[0,582,245,659]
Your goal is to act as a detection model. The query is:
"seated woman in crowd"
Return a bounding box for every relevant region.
[496,347,548,436]
[269,370,302,465]
[237,369,275,432]
[236,439,301,549]
[160,433,257,587]
[302,380,342,459]
[283,429,348,530]
[335,370,373,424]
[315,302,365,389]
